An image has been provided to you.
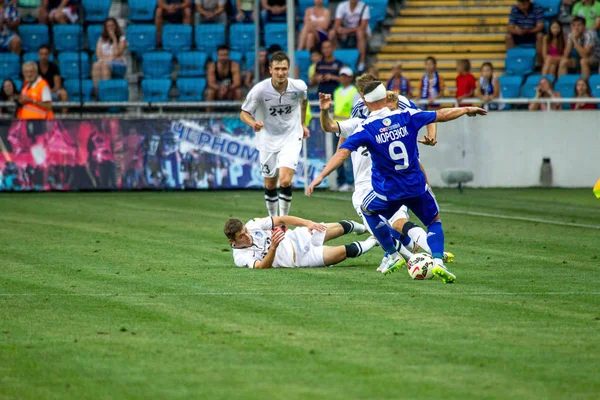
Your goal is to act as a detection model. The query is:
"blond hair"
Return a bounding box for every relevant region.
[355,73,377,95]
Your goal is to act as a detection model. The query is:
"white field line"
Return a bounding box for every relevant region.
[1,292,599,297]
[312,193,600,230]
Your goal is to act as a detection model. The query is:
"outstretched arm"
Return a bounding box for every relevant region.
[307,148,351,196]
[434,106,487,122]
[273,216,327,232]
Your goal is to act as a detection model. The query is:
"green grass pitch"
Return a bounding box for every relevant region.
[1,188,599,400]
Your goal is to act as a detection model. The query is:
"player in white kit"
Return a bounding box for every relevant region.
[240,51,310,217]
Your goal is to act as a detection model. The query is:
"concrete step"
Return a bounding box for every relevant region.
[375,60,505,70]
[386,34,505,43]
[381,43,506,53]
[400,8,511,16]
[394,16,508,26]
[405,0,514,7]
[376,52,506,61]
[390,26,506,33]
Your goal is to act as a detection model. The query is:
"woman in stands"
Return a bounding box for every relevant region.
[297,0,332,51]
[572,78,597,110]
[92,17,128,94]
[419,56,444,110]
[541,20,566,77]
[529,76,562,111]
[0,79,19,115]
[475,62,501,111]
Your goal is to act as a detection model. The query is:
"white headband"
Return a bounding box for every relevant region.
[363,84,387,102]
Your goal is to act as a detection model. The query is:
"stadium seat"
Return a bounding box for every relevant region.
[498,76,523,104]
[142,79,172,102]
[589,75,600,97]
[0,54,20,80]
[535,0,561,19]
[126,24,157,55]
[162,24,192,55]
[142,51,173,78]
[82,0,111,22]
[505,48,536,76]
[364,0,388,31]
[264,23,288,51]
[196,24,226,53]
[176,51,208,77]
[176,78,206,101]
[244,51,255,72]
[295,50,311,84]
[555,74,580,97]
[228,24,254,52]
[87,24,103,50]
[53,25,84,52]
[210,50,242,65]
[521,74,555,98]
[22,51,54,63]
[98,79,129,102]
[58,52,91,80]
[18,24,49,53]
[129,0,158,21]
[334,49,360,71]
[13,79,22,92]
[64,79,94,102]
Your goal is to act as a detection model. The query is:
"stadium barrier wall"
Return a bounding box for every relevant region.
[0,118,328,191]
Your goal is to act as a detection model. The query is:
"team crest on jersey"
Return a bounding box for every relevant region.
[290,92,298,100]
[382,118,392,127]
[255,231,263,238]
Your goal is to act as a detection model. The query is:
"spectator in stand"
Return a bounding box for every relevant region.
[40,0,80,25]
[542,20,566,76]
[206,45,242,102]
[571,77,597,109]
[261,0,286,23]
[506,0,544,54]
[572,0,600,31]
[475,62,501,110]
[455,59,476,106]
[17,62,54,119]
[155,0,192,47]
[529,76,562,111]
[92,17,128,91]
[244,48,269,90]
[310,40,342,96]
[558,16,600,78]
[16,0,42,22]
[194,0,227,25]
[236,0,254,22]
[0,78,19,115]
[419,56,444,110]
[330,0,370,73]
[0,0,22,54]
[297,0,331,51]
[386,63,412,98]
[37,45,68,112]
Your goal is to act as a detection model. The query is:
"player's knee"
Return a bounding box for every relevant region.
[392,218,407,232]
[264,181,277,190]
[279,176,293,187]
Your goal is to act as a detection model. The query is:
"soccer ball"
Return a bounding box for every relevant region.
[407,253,435,280]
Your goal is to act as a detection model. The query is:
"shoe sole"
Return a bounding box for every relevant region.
[443,252,455,264]
[383,259,406,275]
[432,266,456,283]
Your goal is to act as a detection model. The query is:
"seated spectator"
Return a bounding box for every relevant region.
[40,0,80,25]
[528,76,562,111]
[571,77,597,109]
[419,56,444,110]
[571,0,600,31]
[261,0,286,23]
[156,0,192,47]
[475,62,501,110]
[92,17,128,91]
[330,0,370,73]
[297,0,331,51]
[558,16,600,78]
[506,0,544,53]
[17,62,54,119]
[0,78,19,115]
[206,45,242,102]
[455,59,476,106]
[0,0,22,54]
[194,0,227,25]
[37,45,68,111]
[235,0,254,22]
[542,20,566,76]
[386,62,412,98]
[16,0,42,22]
[244,48,270,90]
[310,40,342,96]
[307,47,322,86]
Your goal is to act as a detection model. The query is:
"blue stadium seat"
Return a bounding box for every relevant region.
[22,51,55,63]
[364,0,388,31]
[53,25,84,52]
[295,50,310,84]
[176,78,206,101]
[210,50,242,65]
[98,79,129,102]
[244,51,255,71]
[535,0,561,19]
[176,51,208,77]
[334,49,360,71]
[498,76,523,106]
[64,79,94,102]
[13,79,22,93]
[18,24,49,52]
[505,48,536,76]
[264,23,288,51]
[129,0,158,21]
[126,24,157,55]
[229,24,254,52]
[58,52,91,80]
[0,54,20,80]
[196,24,226,53]
[87,24,104,50]
[142,79,172,102]
[589,74,600,98]
[162,24,192,54]
[298,0,328,18]
[142,51,173,78]
[555,74,580,98]
[82,0,112,22]
[521,74,555,98]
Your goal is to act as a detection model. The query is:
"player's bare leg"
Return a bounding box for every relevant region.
[264,176,279,217]
[323,221,366,242]
[322,235,378,266]
[278,167,295,216]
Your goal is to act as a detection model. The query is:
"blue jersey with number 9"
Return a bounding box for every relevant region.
[341,107,437,201]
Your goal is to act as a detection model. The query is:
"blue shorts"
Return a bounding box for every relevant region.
[0,34,16,51]
[362,187,440,226]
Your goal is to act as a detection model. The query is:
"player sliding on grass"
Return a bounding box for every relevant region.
[308,81,488,283]
[224,216,378,269]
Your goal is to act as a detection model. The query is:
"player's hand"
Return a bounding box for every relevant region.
[466,107,487,117]
[418,135,437,146]
[253,121,264,131]
[319,92,332,110]
[303,125,310,139]
[306,176,323,196]
[270,229,286,249]
[306,221,327,233]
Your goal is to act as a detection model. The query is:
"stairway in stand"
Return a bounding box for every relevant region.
[376,0,512,96]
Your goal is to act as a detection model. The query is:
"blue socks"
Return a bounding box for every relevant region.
[364,214,398,256]
[427,220,445,260]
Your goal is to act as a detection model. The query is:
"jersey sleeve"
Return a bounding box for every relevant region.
[350,102,364,119]
[41,83,52,102]
[245,217,274,231]
[406,109,437,133]
[233,251,257,268]
[340,129,368,152]
[241,84,261,115]
[337,118,361,138]
[296,80,308,100]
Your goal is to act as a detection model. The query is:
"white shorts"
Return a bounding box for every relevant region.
[259,137,303,178]
[49,7,79,23]
[287,227,325,267]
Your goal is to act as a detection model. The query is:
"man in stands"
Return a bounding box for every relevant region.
[330,0,370,73]
[572,0,600,32]
[261,0,286,23]
[37,45,68,110]
[17,62,54,119]
[155,0,192,47]
[559,16,600,78]
[206,45,242,102]
[310,40,343,96]
[194,0,227,25]
[506,0,544,53]
[0,0,22,55]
